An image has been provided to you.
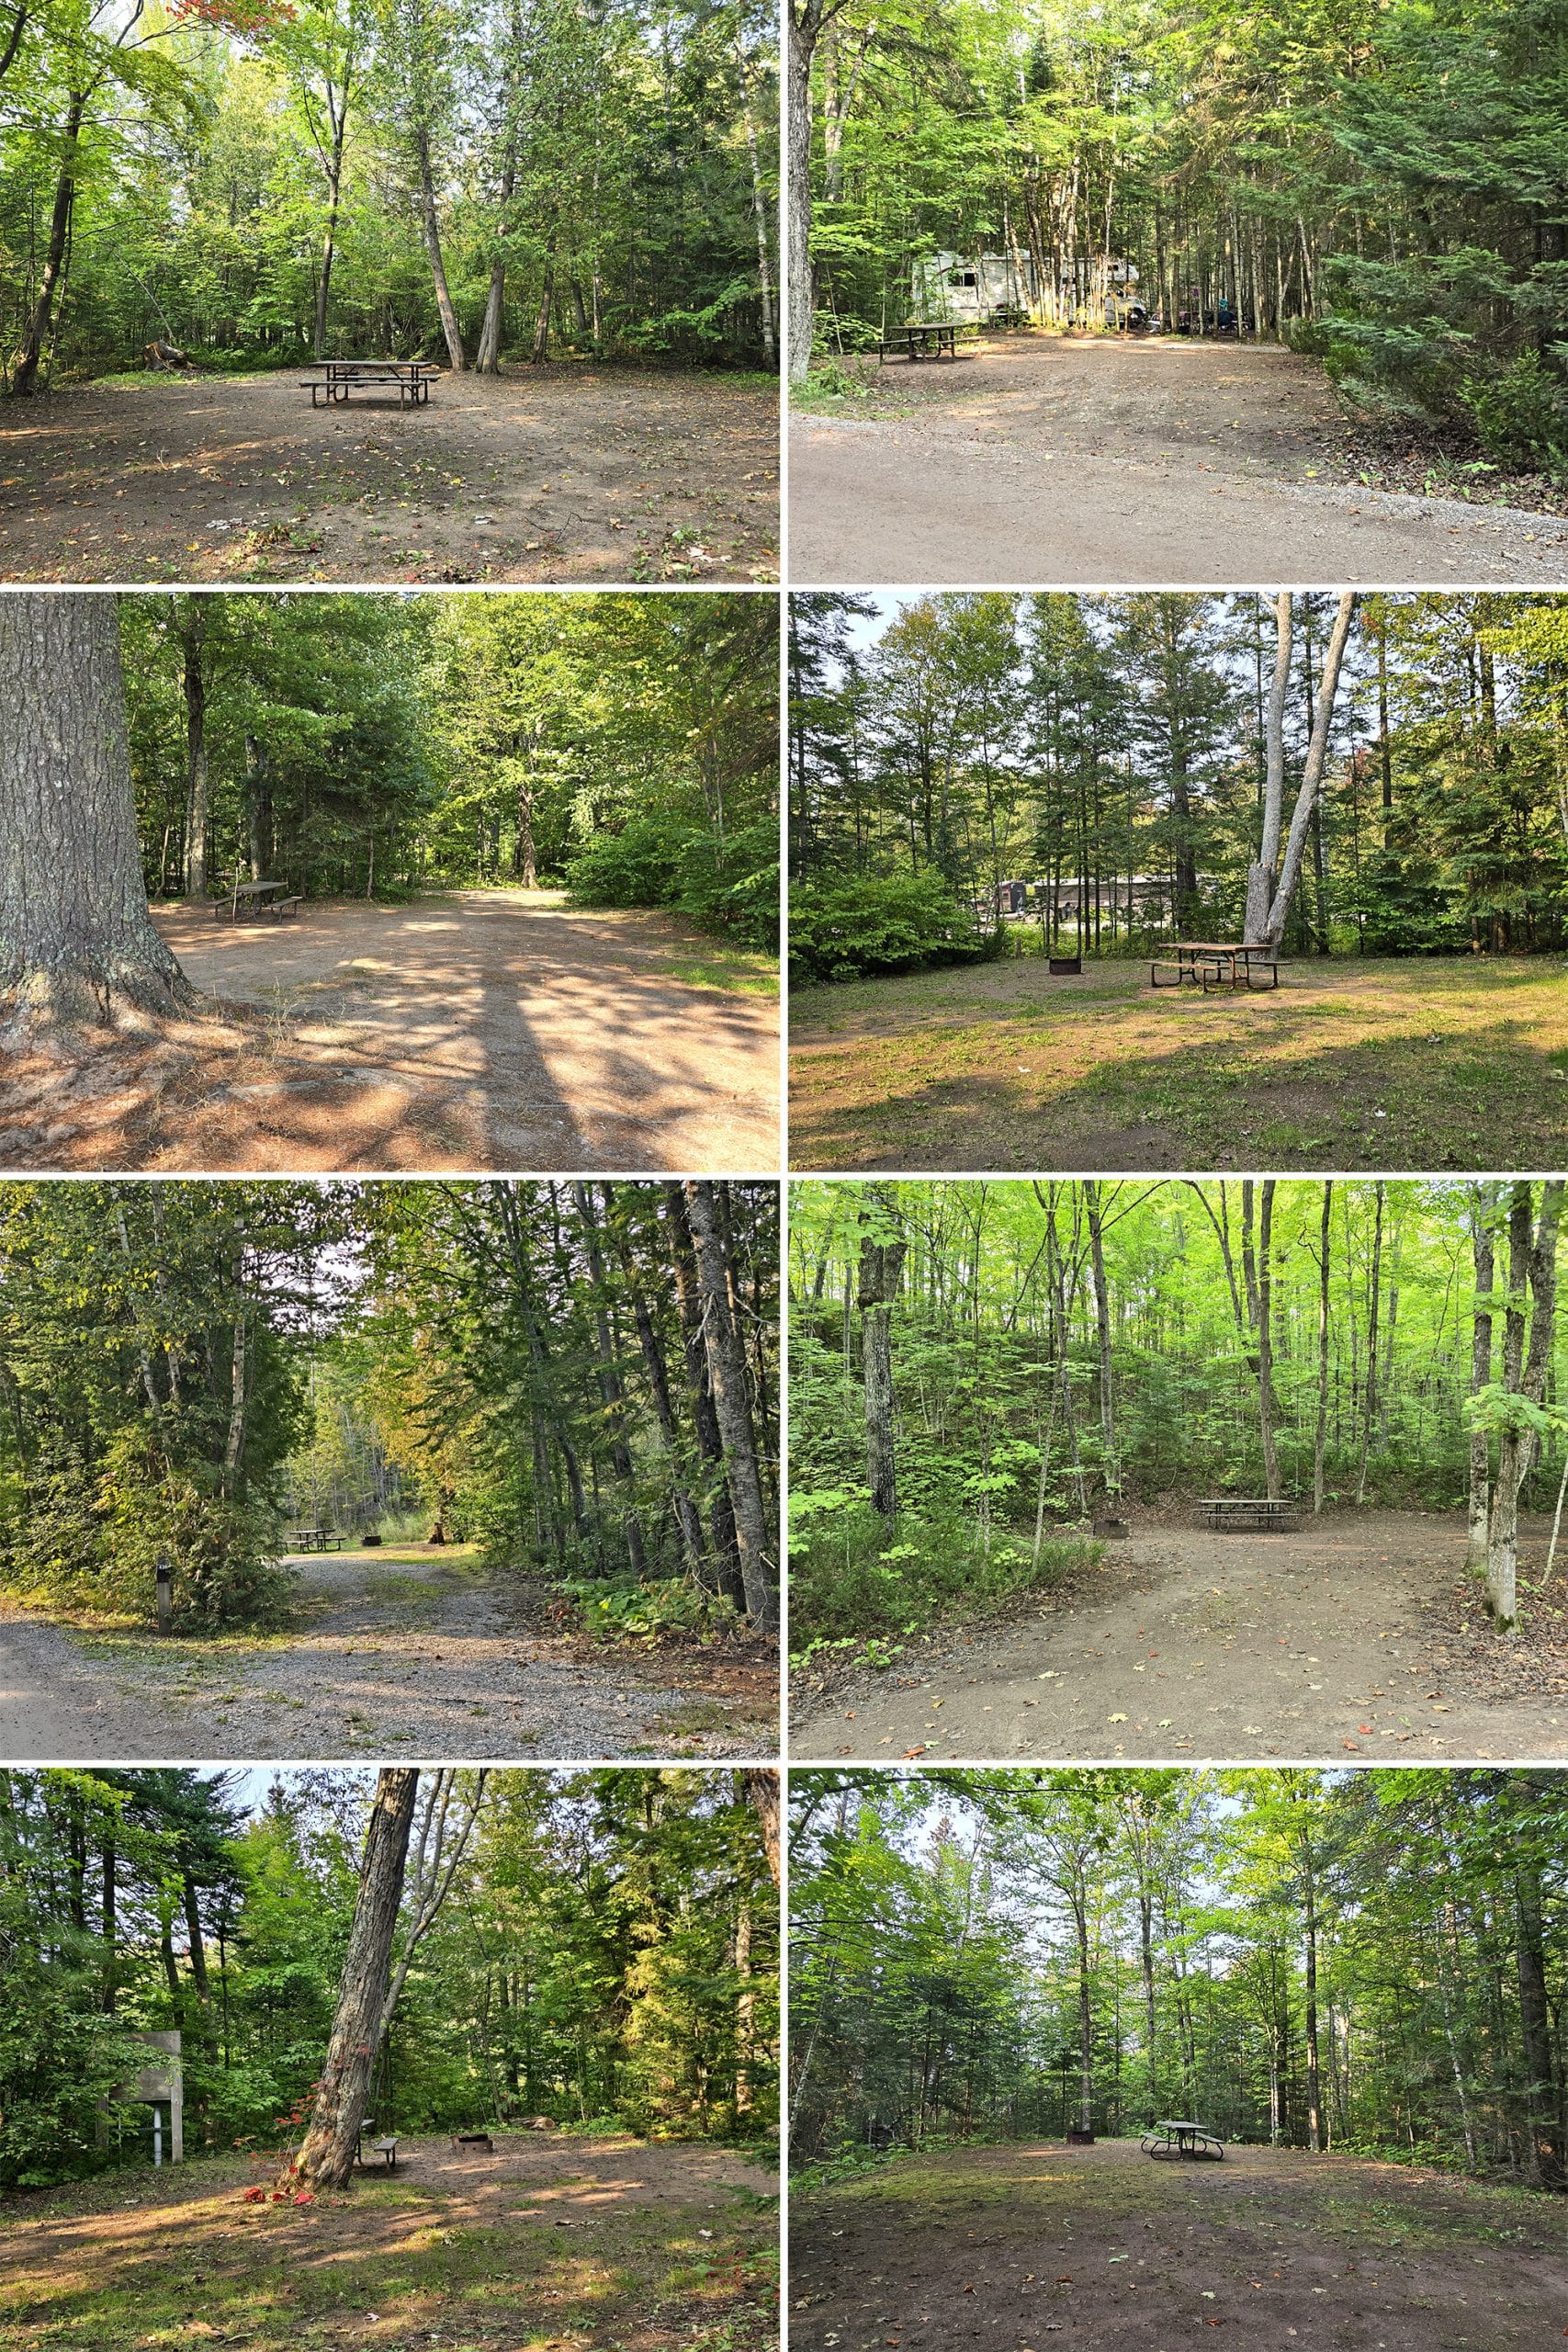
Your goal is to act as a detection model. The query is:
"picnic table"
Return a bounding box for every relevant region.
[880,321,961,361]
[215,879,301,923]
[362,2134,400,2171]
[1150,941,1280,990]
[987,305,1030,329]
[299,359,439,408]
[1142,2120,1224,2160]
[287,1527,348,1553]
[1201,1497,1301,1532]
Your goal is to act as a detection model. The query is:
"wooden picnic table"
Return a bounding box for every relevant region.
[880,321,961,361]
[1142,2120,1224,2160]
[299,359,439,408]
[1201,1497,1301,1532]
[215,879,302,924]
[1150,941,1280,990]
[287,1527,348,1553]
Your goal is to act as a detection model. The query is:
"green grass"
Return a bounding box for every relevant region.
[788,954,1568,1171]
[0,2146,778,2352]
[658,946,779,997]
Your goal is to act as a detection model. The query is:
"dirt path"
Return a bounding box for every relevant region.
[0,2133,778,2352]
[790,1510,1568,1762]
[0,366,778,583]
[0,890,780,1173]
[787,955,1568,1174]
[791,2139,1568,2352]
[789,337,1568,584]
[2,1550,776,1760]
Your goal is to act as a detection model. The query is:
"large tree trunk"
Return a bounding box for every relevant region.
[8,88,85,397]
[682,1181,776,1631]
[1245,593,1358,949]
[1313,1182,1331,1513]
[292,1769,420,2189]
[572,1183,649,1579]
[737,44,776,367]
[1258,1178,1280,1498]
[0,594,193,1027]
[858,1197,908,1520]
[665,1187,747,1608]
[743,1768,780,1886]
[313,135,345,359]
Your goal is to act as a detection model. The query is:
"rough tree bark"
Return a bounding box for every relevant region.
[0,594,194,1026]
[8,88,85,397]
[1515,1827,1566,2192]
[1244,592,1358,948]
[292,1769,420,2189]
[413,122,468,371]
[682,1181,777,1631]
[786,2,849,382]
[1486,1180,1562,1631]
[744,1768,780,1886]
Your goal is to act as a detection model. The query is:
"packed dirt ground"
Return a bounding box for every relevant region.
[787,955,1568,1173]
[790,1508,1568,1762]
[789,334,1568,584]
[0,364,779,583]
[790,2139,1568,2352]
[0,2132,778,2352]
[0,891,780,1173]
[0,1546,777,1761]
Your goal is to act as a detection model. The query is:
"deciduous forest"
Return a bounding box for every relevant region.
[789,0,1567,473]
[788,1766,1565,2179]
[0,1766,780,2352]
[790,590,1568,980]
[789,1177,1564,1654]
[0,1177,779,1636]
[106,589,776,944]
[2,0,778,391]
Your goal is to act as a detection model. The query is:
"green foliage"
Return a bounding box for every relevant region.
[789,1494,1095,1653]
[790,871,999,985]
[0,1767,779,2188]
[568,814,780,950]
[1459,353,1568,475]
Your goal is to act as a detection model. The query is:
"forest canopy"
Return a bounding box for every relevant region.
[790,1177,1563,1648]
[2,0,779,392]
[116,589,779,946]
[792,0,1568,466]
[789,590,1568,981]
[788,1765,1568,2196]
[0,1765,779,2188]
[0,1177,780,1634]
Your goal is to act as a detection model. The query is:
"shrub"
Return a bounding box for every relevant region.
[789,1492,1100,1651]
[789,872,1001,986]
[1458,350,1568,472]
[567,814,778,949]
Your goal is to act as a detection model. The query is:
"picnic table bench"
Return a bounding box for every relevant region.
[880,321,961,361]
[361,2133,400,2171]
[1150,941,1280,990]
[287,1527,348,1553]
[1201,1497,1301,1533]
[299,359,439,408]
[214,879,301,923]
[1142,2120,1224,2160]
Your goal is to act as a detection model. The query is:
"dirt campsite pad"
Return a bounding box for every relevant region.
[786,955,1568,1173]
[789,1509,1568,1763]
[0,891,780,1174]
[788,334,1568,585]
[0,365,778,584]
[0,1547,777,1761]
[790,2139,1568,2352]
[0,2132,778,2352]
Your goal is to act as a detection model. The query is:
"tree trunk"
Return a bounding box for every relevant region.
[313,134,345,359]
[293,1769,420,2189]
[414,123,467,371]
[1356,1182,1384,1505]
[180,599,210,901]
[737,44,776,367]
[1084,1180,1117,1498]
[858,1200,908,1520]
[1467,1192,1495,1574]
[666,1187,746,1606]
[1487,1182,1563,1630]
[785,6,819,382]
[743,1768,780,1886]
[572,1182,649,1578]
[0,594,193,1027]
[1314,1181,1332,1512]
[682,1181,776,1631]
[1258,1178,1280,1498]
[1245,593,1357,949]
[1516,1848,1566,2191]
[243,734,271,881]
[8,89,85,397]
